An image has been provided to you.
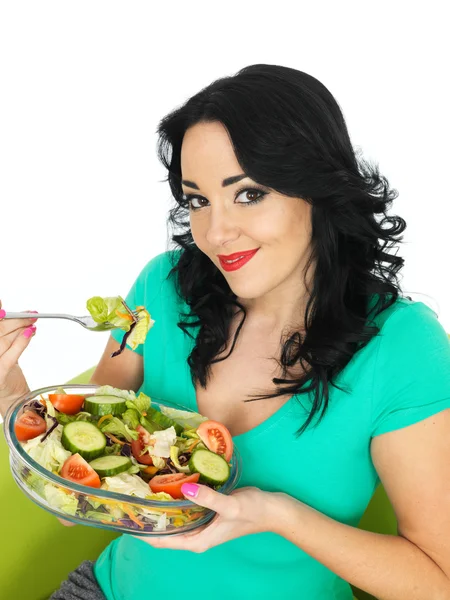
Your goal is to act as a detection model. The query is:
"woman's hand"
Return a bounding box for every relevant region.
[0,301,37,418]
[0,304,75,529]
[135,483,279,552]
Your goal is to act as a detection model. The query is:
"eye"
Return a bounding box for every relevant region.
[235,187,267,205]
[182,194,209,210]
[183,186,268,211]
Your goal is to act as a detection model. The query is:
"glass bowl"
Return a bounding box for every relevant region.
[3,384,241,536]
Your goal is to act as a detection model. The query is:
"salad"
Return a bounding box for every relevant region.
[86,295,155,357]
[14,386,234,532]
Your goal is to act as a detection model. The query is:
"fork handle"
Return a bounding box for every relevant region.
[2,312,74,320]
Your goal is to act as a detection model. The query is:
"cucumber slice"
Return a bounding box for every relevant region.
[188,449,230,485]
[146,406,183,435]
[84,395,127,417]
[61,421,107,460]
[88,455,132,477]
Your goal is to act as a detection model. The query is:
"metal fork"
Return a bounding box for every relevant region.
[2,311,139,332]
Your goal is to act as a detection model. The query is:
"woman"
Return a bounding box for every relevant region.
[1,64,450,600]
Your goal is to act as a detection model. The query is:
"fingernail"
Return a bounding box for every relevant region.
[28,310,39,323]
[181,483,199,498]
[0,309,5,319]
[23,326,37,338]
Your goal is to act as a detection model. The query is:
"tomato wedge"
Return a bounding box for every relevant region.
[149,473,200,499]
[60,454,101,488]
[130,425,154,465]
[14,410,47,441]
[48,394,85,415]
[197,420,233,462]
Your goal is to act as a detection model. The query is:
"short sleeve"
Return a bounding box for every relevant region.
[110,251,177,356]
[371,301,450,437]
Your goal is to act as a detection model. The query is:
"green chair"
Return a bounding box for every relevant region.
[0,366,397,600]
[0,367,118,600]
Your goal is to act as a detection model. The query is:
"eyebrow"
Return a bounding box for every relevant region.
[181,174,248,190]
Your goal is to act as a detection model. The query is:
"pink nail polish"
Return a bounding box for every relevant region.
[23,326,36,338]
[181,483,199,498]
[0,309,5,319]
[28,310,39,323]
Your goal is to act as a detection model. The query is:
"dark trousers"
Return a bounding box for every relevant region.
[49,561,106,600]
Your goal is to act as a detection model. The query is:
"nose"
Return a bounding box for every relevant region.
[205,204,240,248]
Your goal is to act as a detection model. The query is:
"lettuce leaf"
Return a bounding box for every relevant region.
[126,306,155,350]
[103,443,123,456]
[125,394,151,416]
[94,385,137,402]
[144,427,177,458]
[93,386,151,415]
[159,406,208,429]
[86,297,154,350]
[87,296,134,330]
[22,425,71,473]
[56,411,92,426]
[100,417,138,442]
[44,484,78,516]
[122,408,140,430]
[101,473,172,500]
[26,471,46,497]
[148,455,166,469]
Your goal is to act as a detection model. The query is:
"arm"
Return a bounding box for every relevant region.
[270,409,450,600]
[0,303,37,418]
[89,335,144,392]
[143,409,450,600]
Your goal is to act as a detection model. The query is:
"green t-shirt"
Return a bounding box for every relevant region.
[95,251,450,600]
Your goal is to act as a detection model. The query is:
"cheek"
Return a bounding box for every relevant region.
[189,215,206,247]
[254,210,306,246]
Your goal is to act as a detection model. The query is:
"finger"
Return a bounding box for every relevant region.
[57,518,77,527]
[0,326,36,360]
[0,326,36,381]
[133,530,205,551]
[0,309,38,334]
[180,483,235,516]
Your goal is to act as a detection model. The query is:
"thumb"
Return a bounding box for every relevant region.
[181,482,231,514]
[57,518,77,527]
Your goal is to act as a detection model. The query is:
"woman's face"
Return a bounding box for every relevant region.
[180,121,312,303]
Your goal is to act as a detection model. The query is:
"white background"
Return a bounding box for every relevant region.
[1,1,449,393]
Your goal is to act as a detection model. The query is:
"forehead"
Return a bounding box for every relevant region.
[181,122,240,174]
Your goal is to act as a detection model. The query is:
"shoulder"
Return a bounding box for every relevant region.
[137,249,181,280]
[370,297,450,436]
[374,297,448,349]
[135,250,180,288]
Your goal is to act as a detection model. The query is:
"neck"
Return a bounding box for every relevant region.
[237,280,311,335]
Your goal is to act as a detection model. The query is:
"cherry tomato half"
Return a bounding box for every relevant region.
[60,454,101,488]
[14,410,46,441]
[149,473,200,499]
[197,420,233,462]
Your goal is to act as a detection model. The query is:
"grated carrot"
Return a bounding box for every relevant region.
[188,440,200,452]
[114,310,134,321]
[105,433,126,446]
[185,512,203,522]
[120,504,144,529]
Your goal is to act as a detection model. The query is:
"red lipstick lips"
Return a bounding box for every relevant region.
[217,248,259,272]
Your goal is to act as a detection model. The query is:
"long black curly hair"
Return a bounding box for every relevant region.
[156,64,407,436]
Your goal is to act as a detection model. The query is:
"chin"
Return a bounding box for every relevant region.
[224,278,269,301]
